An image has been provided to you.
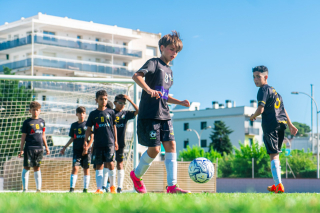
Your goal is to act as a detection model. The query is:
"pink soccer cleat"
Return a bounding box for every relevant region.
[167,185,191,194]
[130,171,147,193]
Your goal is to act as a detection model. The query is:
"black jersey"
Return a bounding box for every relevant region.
[257,84,287,132]
[69,121,89,151]
[114,110,136,146]
[86,108,116,148]
[136,58,173,120]
[21,118,45,149]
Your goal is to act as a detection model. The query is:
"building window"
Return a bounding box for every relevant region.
[146,46,157,56]
[77,35,82,39]
[184,123,189,131]
[249,138,253,147]
[123,62,128,66]
[201,139,207,148]
[123,42,127,46]
[96,38,100,42]
[250,120,254,127]
[43,31,55,41]
[184,140,189,148]
[42,96,46,101]
[201,121,207,130]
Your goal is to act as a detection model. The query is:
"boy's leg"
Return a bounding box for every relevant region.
[116,161,124,192]
[270,154,281,186]
[106,162,116,191]
[95,164,104,190]
[134,147,159,178]
[22,167,30,191]
[70,166,79,191]
[33,149,43,192]
[33,166,41,191]
[162,141,177,186]
[102,167,109,190]
[83,168,90,191]
[104,147,116,193]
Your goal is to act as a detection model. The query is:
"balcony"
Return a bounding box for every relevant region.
[0,34,142,58]
[245,127,260,135]
[0,56,135,77]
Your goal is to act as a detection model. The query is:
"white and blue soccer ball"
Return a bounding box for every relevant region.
[188,157,214,183]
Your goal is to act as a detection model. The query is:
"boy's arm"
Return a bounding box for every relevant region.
[60,138,74,155]
[250,106,264,121]
[284,109,298,136]
[42,132,50,155]
[168,95,190,107]
[19,133,27,158]
[114,124,118,151]
[132,72,162,99]
[84,127,93,150]
[124,95,139,116]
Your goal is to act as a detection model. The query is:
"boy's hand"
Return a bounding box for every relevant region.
[181,100,190,107]
[18,151,24,158]
[82,149,88,156]
[147,89,162,99]
[60,148,65,155]
[115,142,119,151]
[46,148,50,155]
[123,95,130,100]
[289,123,298,136]
[250,114,256,121]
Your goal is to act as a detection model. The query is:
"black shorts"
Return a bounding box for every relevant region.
[116,147,125,162]
[23,148,43,167]
[137,119,175,147]
[91,146,115,165]
[263,123,286,154]
[73,150,91,169]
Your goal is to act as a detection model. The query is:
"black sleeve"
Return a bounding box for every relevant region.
[257,87,267,107]
[21,120,28,134]
[112,111,117,125]
[69,124,74,137]
[86,112,93,127]
[136,59,156,76]
[125,111,136,120]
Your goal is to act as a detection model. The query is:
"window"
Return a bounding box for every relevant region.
[95,58,101,63]
[201,140,207,148]
[184,140,189,148]
[184,123,189,131]
[77,56,82,61]
[6,54,9,60]
[249,138,253,147]
[195,107,198,111]
[146,46,157,56]
[123,62,127,66]
[201,121,207,130]
[123,42,127,46]
[43,52,56,57]
[77,35,82,39]
[96,38,100,42]
[43,31,55,41]
[13,34,19,39]
[250,120,254,127]
[42,96,46,101]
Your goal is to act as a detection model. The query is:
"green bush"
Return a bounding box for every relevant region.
[178,145,222,162]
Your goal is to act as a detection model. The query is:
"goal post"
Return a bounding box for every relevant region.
[0,74,138,191]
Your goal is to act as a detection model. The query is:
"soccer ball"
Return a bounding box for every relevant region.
[188,157,214,183]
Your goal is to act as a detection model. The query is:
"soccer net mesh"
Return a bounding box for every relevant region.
[0,76,136,191]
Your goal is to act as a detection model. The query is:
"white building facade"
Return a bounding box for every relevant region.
[172,100,264,155]
[0,13,162,159]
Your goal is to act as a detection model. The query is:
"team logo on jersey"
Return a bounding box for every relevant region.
[106,114,110,119]
[30,129,35,134]
[84,126,87,130]
[40,122,44,127]
[164,73,169,83]
[150,131,157,139]
[121,114,125,119]
[74,133,77,139]
[95,123,99,129]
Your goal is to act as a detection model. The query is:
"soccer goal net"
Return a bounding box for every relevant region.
[0,75,138,191]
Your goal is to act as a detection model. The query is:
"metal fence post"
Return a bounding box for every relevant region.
[286,158,288,179]
[252,158,254,179]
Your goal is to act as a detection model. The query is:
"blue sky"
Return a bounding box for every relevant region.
[1,0,320,130]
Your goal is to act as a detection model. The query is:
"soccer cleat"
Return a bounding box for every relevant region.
[69,188,74,193]
[83,189,88,193]
[267,184,277,193]
[94,189,103,194]
[166,185,191,194]
[275,183,285,193]
[36,189,41,193]
[102,186,109,193]
[130,170,147,193]
[110,186,116,194]
[117,187,122,193]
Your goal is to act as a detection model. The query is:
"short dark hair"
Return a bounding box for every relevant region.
[158,31,183,53]
[115,94,126,102]
[252,65,268,73]
[106,100,114,109]
[96,90,108,99]
[76,106,86,114]
[29,101,41,110]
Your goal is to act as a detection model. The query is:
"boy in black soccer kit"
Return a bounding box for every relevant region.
[250,66,298,193]
[19,101,50,192]
[131,31,191,194]
[111,94,138,193]
[84,90,118,194]
[60,106,94,193]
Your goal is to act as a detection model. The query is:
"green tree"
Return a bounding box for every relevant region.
[209,121,233,155]
[285,122,310,137]
[0,67,34,175]
[178,145,222,162]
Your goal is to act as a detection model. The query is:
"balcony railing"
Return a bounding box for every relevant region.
[245,127,260,135]
[0,56,135,77]
[0,34,142,58]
